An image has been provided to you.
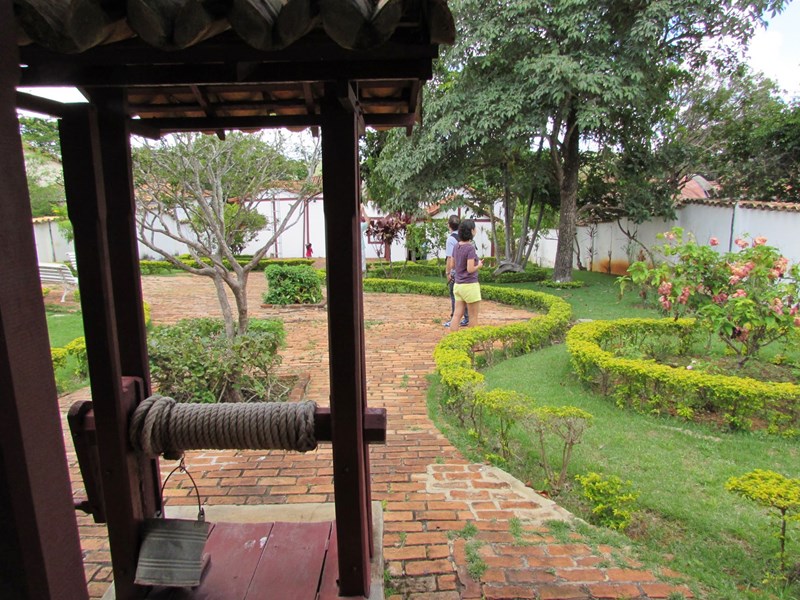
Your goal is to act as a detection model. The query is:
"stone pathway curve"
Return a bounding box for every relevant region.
[63,274,694,599]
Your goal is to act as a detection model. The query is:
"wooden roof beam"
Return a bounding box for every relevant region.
[18,34,440,68]
[19,59,434,88]
[135,111,417,135]
[302,82,320,137]
[15,91,68,118]
[190,84,226,139]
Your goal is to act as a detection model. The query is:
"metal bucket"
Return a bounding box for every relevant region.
[135,461,210,587]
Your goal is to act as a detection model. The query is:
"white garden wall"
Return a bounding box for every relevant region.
[538,200,800,273]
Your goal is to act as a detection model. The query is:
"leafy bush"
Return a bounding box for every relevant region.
[566,318,800,433]
[576,471,639,531]
[474,389,534,460]
[64,337,88,378]
[621,228,800,366]
[51,347,68,371]
[147,317,286,403]
[726,469,800,574]
[143,301,152,328]
[263,264,322,305]
[524,406,593,493]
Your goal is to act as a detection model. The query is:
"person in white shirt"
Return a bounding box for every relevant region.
[443,214,469,327]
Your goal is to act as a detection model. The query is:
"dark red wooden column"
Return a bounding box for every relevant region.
[88,89,162,508]
[321,81,372,597]
[0,1,89,597]
[60,105,157,600]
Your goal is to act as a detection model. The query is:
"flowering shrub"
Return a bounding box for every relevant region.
[622,228,800,366]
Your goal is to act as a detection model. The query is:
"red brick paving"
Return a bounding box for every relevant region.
[60,274,694,599]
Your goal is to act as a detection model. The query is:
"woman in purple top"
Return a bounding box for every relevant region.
[449,219,483,332]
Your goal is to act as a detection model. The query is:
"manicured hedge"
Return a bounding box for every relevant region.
[365,260,549,283]
[566,318,800,434]
[140,260,177,275]
[176,255,314,271]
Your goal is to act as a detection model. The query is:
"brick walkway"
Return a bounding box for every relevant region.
[62,274,694,599]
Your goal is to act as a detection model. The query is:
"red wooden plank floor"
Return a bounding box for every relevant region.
[143,521,337,600]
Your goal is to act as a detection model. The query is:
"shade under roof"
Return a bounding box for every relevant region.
[15,0,455,134]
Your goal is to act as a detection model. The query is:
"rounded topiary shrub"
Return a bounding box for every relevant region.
[263,264,323,305]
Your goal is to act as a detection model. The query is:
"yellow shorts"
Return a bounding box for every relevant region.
[453,282,481,304]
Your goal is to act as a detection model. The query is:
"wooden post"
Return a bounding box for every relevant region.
[321,81,371,597]
[0,0,88,596]
[60,105,154,600]
[88,88,162,516]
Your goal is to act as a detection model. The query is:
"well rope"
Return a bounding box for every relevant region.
[129,395,318,459]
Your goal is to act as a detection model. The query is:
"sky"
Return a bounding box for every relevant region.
[747,0,800,100]
[17,3,800,108]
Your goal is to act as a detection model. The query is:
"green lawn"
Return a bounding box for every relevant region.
[428,269,800,600]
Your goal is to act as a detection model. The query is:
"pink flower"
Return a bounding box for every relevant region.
[659,296,672,311]
[731,289,747,299]
[795,317,800,327]
[709,237,719,246]
[658,281,673,296]
[791,305,798,316]
[677,286,691,305]
[753,237,767,246]
[734,238,748,249]
[771,298,784,315]
[712,293,728,305]
[664,231,676,241]
[728,275,741,285]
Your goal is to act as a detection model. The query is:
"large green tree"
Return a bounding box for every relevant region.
[18,116,65,217]
[368,0,784,281]
[133,131,321,337]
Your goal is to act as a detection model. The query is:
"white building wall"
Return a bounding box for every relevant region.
[731,207,800,266]
[33,220,71,263]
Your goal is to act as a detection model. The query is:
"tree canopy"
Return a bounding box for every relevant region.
[133,131,321,337]
[365,0,786,281]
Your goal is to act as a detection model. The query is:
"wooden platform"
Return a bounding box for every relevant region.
[103,503,384,600]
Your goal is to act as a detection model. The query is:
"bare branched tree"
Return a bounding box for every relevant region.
[133,131,321,337]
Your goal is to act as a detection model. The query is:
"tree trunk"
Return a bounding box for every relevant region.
[232,273,249,336]
[211,274,237,338]
[553,108,580,283]
[522,200,546,268]
[502,162,515,261]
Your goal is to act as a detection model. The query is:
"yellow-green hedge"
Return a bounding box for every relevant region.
[566,318,800,434]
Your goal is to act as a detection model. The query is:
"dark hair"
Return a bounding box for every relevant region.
[458,219,475,241]
[447,214,460,231]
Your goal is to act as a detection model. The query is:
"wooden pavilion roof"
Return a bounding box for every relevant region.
[15,0,454,135]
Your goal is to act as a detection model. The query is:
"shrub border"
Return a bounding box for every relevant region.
[363,278,572,400]
[566,318,800,434]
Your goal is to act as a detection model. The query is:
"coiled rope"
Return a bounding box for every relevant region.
[130,395,318,459]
